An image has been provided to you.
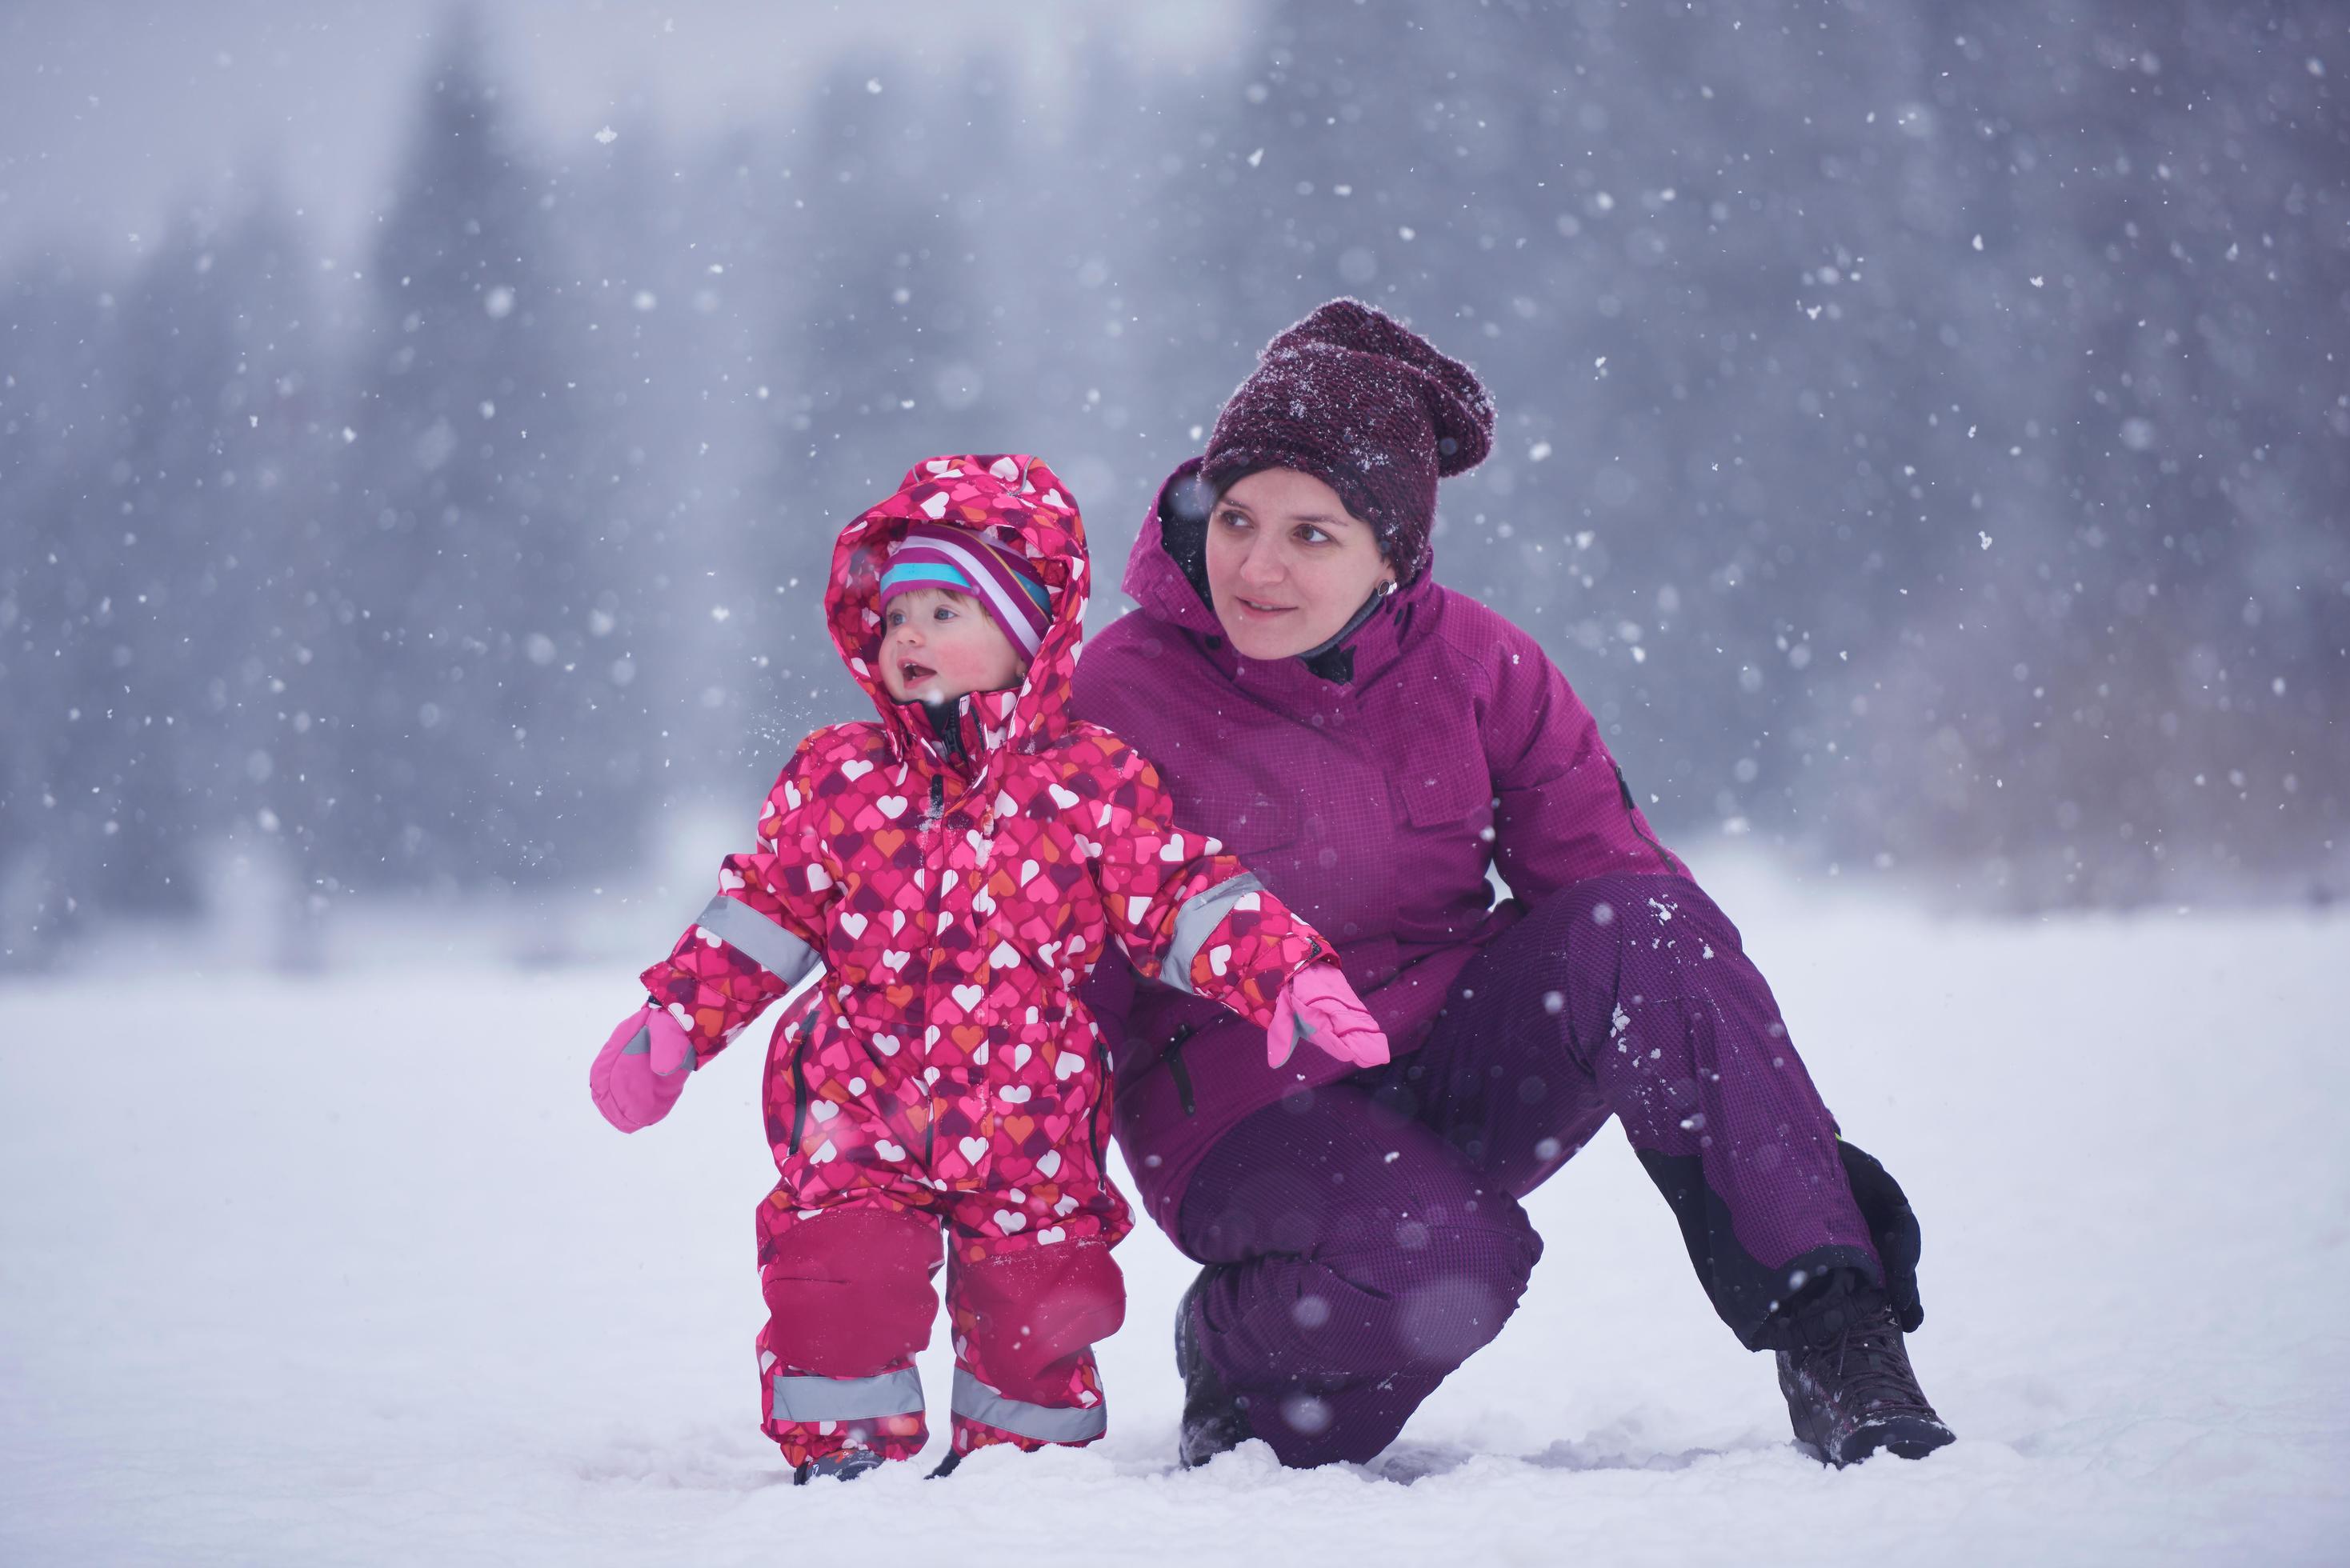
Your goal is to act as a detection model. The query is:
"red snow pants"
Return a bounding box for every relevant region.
[755,1207,1126,1467]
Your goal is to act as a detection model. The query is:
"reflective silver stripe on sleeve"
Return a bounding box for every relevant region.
[770,1367,926,1423]
[695,894,821,989]
[950,1367,1107,1444]
[1157,873,1264,996]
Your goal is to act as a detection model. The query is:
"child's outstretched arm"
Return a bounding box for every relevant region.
[590,736,840,1132]
[641,736,842,1062]
[1079,736,1387,1070]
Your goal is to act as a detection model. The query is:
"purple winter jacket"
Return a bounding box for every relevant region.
[1071,458,1687,1235]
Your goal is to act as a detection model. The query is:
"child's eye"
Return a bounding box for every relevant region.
[886,609,905,627]
[932,605,958,622]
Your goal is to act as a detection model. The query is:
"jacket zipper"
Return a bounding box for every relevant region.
[1613,762,1679,874]
[924,701,963,826]
[1090,1034,1114,1172]
[920,764,950,1166]
[1163,1026,1199,1116]
[787,1026,813,1150]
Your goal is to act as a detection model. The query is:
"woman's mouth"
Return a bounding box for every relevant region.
[1233,597,1292,615]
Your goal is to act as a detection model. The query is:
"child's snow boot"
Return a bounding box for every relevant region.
[1175,1270,1255,1469]
[1773,1272,1954,1467]
[793,1448,888,1485]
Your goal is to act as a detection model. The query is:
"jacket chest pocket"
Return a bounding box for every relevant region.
[1395,746,1492,833]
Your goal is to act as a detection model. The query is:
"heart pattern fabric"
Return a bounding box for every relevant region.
[639,454,1335,1269]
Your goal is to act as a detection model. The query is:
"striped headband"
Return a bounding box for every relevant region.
[877,521,1053,657]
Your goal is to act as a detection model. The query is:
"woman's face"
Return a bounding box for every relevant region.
[1203,467,1395,660]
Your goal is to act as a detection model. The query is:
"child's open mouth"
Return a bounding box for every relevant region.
[898,659,935,686]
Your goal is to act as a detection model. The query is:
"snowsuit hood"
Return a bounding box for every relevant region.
[827,452,1090,785]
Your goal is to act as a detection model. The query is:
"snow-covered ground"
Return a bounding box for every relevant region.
[4,870,2346,1565]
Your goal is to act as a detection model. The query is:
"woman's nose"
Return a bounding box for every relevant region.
[1235,539,1282,586]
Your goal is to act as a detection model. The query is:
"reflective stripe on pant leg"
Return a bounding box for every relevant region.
[695,894,822,988]
[771,1367,926,1423]
[950,1366,1106,1443]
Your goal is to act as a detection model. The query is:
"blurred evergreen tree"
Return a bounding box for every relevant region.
[328,11,640,891]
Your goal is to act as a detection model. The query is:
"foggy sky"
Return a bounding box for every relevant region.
[0,0,1242,266]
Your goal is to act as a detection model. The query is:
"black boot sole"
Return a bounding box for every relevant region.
[1854,1415,1956,1464]
[1791,1410,1956,1468]
[792,1449,888,1485]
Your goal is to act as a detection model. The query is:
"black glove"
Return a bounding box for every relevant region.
[1837,1138,1924,1332]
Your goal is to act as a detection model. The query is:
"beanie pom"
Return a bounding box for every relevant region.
[1268,298,1495,477]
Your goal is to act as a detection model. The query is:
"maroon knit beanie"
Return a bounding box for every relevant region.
[1200,298,1495,584]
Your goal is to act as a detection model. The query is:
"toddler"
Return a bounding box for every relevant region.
[588,454,1388,1481]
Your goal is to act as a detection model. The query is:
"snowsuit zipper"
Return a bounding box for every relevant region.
[924,831,946,1168]
[911,705,959,1161]
[787,1027,813,1150]
[1090,1078,1111,1170]
[925,700,966,818]
[1088,1030,1118,1171]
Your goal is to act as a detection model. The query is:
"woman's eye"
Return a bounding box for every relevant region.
[1216,510,1248,530]
[1297,525,1331,545]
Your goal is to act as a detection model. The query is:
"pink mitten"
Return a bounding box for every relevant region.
[1266,966,1391,1070]
[589,1002,696,1133]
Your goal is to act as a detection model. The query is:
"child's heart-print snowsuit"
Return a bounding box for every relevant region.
[639,454,1335,1469]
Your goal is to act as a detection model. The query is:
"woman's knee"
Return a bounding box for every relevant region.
[1530,872,1715,952]
[1386,1189,1541,1297]
[1517,875,1763,1056]
[1312,1190,1541,1370]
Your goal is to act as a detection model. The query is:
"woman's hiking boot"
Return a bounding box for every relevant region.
[1774,1274,1955,1467]
[1175,1272,1255,1468]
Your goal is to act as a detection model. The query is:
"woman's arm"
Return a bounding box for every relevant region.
[1484,617,1686,903]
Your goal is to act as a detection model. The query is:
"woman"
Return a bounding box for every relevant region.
[1071,301,1952,1470]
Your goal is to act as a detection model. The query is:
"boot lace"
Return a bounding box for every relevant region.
[1805,1304,1932,1417]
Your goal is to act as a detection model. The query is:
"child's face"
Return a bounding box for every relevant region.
[879,586,1027,704]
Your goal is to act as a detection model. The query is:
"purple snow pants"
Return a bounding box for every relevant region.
[1175,873,1880,1466]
